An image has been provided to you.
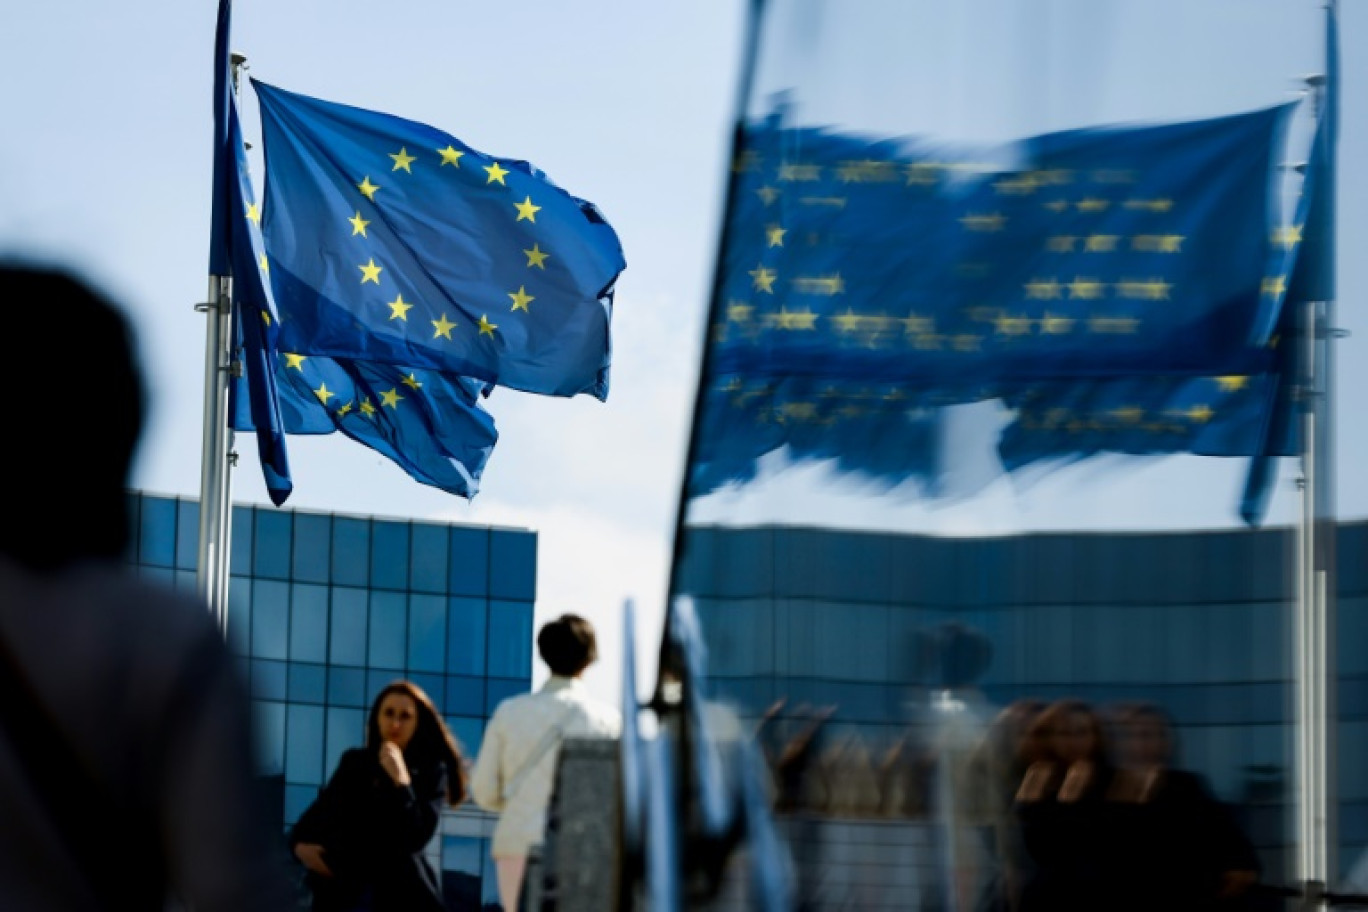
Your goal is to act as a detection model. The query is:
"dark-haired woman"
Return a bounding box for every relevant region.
[290,680,468,912]
[1014,699,1115,912]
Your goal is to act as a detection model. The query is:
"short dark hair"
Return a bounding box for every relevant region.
[0,263,145,570]
[537,614,598,677]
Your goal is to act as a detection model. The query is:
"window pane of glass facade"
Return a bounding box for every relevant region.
[251,659,288,701]
[408,594,446,673]
[487,600,533,679]
[411,524,449,594]
[290,583,329,663]
[227,575,252,657]
[329,587,368,667]
[448,528,489,597]
[489,531,535,600]
[285,704,325,786]
[123,493,140,564]
[292,513,331,584]
[175,499,199,570]
[369,591,407,670]
[138,495,176,567]
[325,707,365,779]
[327,667,366,708]
[332,518,370,587]
[371,520,409,591]
[252,580,290,661]
[444,676,487,718]
[288,663,327,704]
[230,505,253,578]
[253,510,292,579]
[447,717,486,757]
[253,700,286,776]
[447,597,487,676]
[441,835,485,909]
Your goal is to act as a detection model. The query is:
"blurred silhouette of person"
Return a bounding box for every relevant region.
[1107,702,1259,912]
[971,698,1047,912]
[0,263,295,910]
[472,614,620,911]
[1014,699,1115,912]
[290,680,467,912]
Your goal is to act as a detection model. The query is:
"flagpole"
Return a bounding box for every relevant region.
[196,273,233,633]
[196,50,246,634]
[1297,3,1338,902]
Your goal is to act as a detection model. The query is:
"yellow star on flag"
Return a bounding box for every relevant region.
[283,353,307,370]
[438,145,465,167]
[359,259,383,284]
[749,265,777,294]
[337,402,353,417]
[349,211,370,236]
[766,225,787,247]
[246,203,261,225]
[508,286,535,312]
[380,388,403,409]
[478,315,498,337]
[259,254,269,274]
[389,147,416,172]
[1215,376,1249,392]
[357,176,380,200]
[313,383,335,405]
[387,294,413,321]
[523,244,549,269]
[360,398,376,417]
[403,373,423,390]
[431,313,457,339]
[514,196,541,222]
[484,161,509,185]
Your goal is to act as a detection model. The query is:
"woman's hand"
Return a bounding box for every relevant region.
[294,842,332,877]
[1057,760,1095,803]
[379,741,412,787]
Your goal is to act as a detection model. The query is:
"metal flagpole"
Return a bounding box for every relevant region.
[195,272,232,633]
[1297,3,1339,903]
[196,51,247,635]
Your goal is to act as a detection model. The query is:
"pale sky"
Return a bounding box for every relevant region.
[0,1,1360,706]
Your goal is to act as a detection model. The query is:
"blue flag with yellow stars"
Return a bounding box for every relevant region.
[712,101,1293,389]
[212,0,294,505]
[252,80,626,401]
[244,354,498,499]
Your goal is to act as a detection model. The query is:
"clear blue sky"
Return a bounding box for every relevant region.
[0,1,1359,704]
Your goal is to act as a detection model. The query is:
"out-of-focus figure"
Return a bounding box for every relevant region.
[970,698,1046,912]
[289,680,467,912]
[471,614,620,911]
[1107,702,1260,912]
[0,264,296,911]
[1014,699,1115,912]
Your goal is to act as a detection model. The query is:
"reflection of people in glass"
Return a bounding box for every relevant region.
[1014,699,1113,912]
[291,680,467,912]
[1108,702,1259,912]
[971,698,1046,912]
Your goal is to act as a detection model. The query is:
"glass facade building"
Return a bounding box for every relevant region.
[675,521,1368,891]
[124,490,537,911]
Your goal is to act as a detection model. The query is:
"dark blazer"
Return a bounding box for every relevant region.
[289,747,447,912]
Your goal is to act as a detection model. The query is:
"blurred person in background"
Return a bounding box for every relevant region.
[290,679,467,912]
[970,698,1047,912]
[472,614,620,911]
[1107,702,1259,912]
[1014,699,1116,912]
[0,263,295,911]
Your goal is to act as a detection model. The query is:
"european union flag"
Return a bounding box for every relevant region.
[252,80,626,400]
[212,0,293,505]
[712,101,1293,388]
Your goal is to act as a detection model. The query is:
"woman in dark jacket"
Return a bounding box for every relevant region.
[290,680,468,912]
